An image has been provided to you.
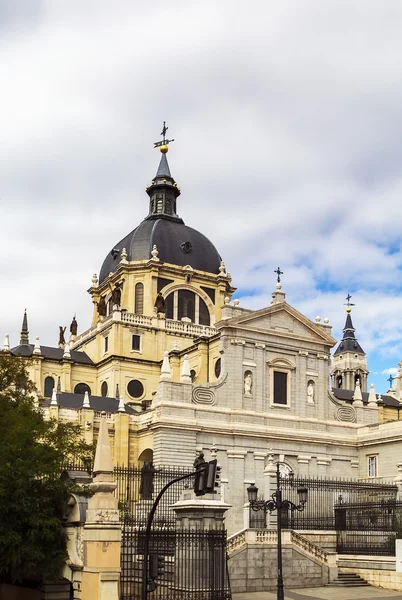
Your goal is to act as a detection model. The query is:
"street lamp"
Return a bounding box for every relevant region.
[247,463,308,600]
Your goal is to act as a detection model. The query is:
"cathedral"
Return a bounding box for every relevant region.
[5,133,402,534]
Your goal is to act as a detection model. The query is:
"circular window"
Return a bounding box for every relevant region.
[214,358,221,379]
[127,379,144,399]
[74,383,91,395]
[101,381,108,397]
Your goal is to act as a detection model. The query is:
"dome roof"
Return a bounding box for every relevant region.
[99,217,222,283]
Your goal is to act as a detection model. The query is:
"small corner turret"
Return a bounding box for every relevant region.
[331,294,369,392]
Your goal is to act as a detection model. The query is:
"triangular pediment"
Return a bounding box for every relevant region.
[225,303,336,345]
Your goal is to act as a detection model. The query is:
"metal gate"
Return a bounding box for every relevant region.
[117,466,231,599]
[335,500,402,556]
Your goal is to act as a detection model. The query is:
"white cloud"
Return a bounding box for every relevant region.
[381,368,398,376]
[1,0,402,384]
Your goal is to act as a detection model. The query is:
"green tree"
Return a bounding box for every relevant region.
[0,352,93,583]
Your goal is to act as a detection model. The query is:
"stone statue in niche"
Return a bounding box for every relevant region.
[154,292,166,314]
[307,381,315,403]
[244,371,253,395]
[140,461,155,500]
[110,282,122,307]
[97,296,107,317]
[193,451,205,468]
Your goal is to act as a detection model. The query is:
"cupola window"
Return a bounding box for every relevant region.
[165,290,210,326]
[135,283,144,315]
[101,381,108,397]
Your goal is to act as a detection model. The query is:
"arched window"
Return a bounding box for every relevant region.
[74,383,91,395]
[101,381,108,397]
[178,290,195,321]
[107,297,113,316]
[44,376,55,398]
[165,290,211,325]
[355,374,361,385]
[337,375,342,389]
[135,283,144,315]
[199,297,210,326]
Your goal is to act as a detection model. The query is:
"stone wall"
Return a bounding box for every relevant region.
[228,542,329,593]
[297,530,337,553]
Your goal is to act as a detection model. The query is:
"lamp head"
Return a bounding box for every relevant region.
[297,484,308,505]
[247,483,258,504]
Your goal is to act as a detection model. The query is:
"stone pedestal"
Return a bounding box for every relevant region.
[170,489,231,597]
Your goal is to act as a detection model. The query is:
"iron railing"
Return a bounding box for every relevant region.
[250,475,398,531]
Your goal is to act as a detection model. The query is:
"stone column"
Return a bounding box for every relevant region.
[171,489,231,596]
[395,462,402,501]
[264,453,277,529]
[81,413,121,600]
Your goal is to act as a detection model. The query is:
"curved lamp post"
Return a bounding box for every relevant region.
[247,463,308,600]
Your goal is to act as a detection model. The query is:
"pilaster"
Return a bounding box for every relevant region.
[297,454,311,476]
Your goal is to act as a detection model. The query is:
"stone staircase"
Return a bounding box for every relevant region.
[329,572,370,587]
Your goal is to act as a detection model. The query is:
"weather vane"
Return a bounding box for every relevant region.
[344,293,355,308]
[154,121,175,152]
[274,267,283,283]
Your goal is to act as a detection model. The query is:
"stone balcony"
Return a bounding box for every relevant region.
[71,311,217,349]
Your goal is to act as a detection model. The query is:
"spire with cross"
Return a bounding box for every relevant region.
[274,267,283,284]
[344,293,355,309]
[154,121,175,153]
[387,374,394,388]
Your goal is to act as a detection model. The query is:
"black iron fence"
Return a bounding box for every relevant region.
[121,528,230,600]
[250,475,398,531]
[115,465,194,527]
[116,466,231,600]
[335,500,402,556]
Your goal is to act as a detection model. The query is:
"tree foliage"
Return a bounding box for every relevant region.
[0,352,93,583]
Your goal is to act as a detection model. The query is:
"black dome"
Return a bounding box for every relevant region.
[99,217,222,284]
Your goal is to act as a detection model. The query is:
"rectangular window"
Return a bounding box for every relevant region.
[368,456,377,477]
[132,334,141,351]
[273,371,288,405]
[104,336,108,353]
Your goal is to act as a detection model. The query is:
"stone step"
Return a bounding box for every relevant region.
[328,573,370,587]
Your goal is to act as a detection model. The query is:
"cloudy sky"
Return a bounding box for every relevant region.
[1,0,402,392]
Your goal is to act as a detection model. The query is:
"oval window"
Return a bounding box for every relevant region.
[101,381,108,397]
[214,358,221,379]
[74,383,91,395]
[127,379,144,399]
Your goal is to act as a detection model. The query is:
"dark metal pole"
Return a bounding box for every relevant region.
[276,463,284,600]
[141,470,197,600]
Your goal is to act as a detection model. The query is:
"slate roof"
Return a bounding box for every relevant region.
[332,387,400,407]
[11,344,94,365]
[334,312,365,356]
[42,392,139,414]
[99,217,222,283]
